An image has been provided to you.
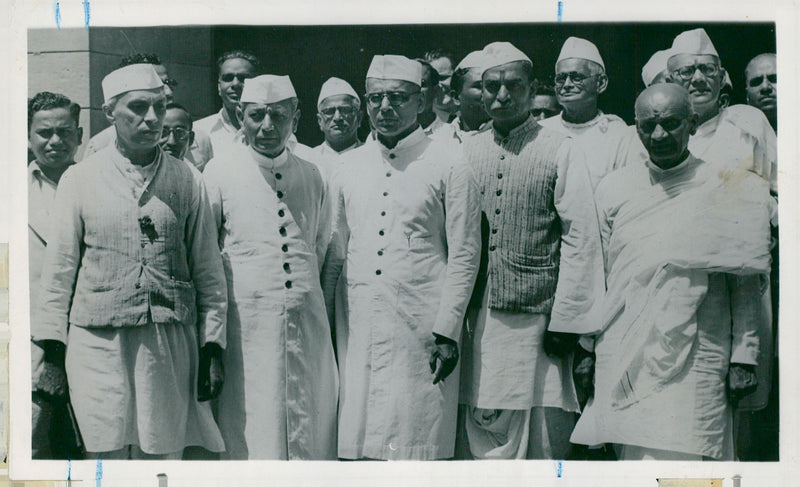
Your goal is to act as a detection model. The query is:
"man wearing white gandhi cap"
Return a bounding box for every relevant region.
[664,28,776,195]
[324,54,481,460]
[305,77,363,175]
[203,74,338,459]
[538,36,634,189]
[32,62,228,459]
[456,40,603,459]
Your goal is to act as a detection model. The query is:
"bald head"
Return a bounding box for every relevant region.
[635,84,698,169]
[745,53,777,130]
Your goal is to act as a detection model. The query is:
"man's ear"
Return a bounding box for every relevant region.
[596,73,609,95]
[76,127,84,145]
[102,103,115,125]
[316,111,325,132]
[687,113,700,136]
[188,130,195,147]
[292,108,301,134]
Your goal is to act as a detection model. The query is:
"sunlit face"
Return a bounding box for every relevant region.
[240,99,299,157]
[481,61,532,126]
[745,55,777,113]
[218,58,256,110]
[554,58,605,108]
[667,54,723,117]
[153,64,175,104]
[636,89,697,167]
[531,94,560,121]
[316,95,361,146]
[430,57,455,112]
[28,107,82,170]
[365,78,423,138]
[455,68,485,117]
[106,88,167,152]
[159,108,194,160]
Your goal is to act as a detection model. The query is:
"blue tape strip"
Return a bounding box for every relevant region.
[54,1,61,29]
[83,0,91,28]
[557,460,563,478]
[557,1,563,22]
[96,458,103,487]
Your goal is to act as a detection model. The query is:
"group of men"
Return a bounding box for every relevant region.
[28,27,778,462]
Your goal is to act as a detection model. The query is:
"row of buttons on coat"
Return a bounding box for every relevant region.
[275,172,293,289]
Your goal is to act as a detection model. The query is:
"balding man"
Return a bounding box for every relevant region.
[745,53,777,132]
[459,42,603,460]
[194,50,259,154]
[32,64,227,460]
[307,77,363,175]
[204,75,337,460]
[325,54,481,460]
[571,84,771,460]
[538,37,633,189]
[81,53,214,171]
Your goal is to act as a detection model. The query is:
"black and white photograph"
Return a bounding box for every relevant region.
[7,0,799,485]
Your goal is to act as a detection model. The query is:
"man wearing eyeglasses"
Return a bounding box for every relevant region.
[458,42,603,460]
[538,37,632,190]
[204,75,338,460]
[307,77,363,176]
[324,54,481,460]
[160,103,196,165]
[665,29,776,195]
[571,83,771,460]
[195,50,260,154]
[32,64,227,460]
[745,53,777,132]
[81,53,214,171]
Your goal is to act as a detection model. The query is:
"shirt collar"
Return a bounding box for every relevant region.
[556,110,606,130]
[110,145,163,184]
[491,114,537,145]
[694,112,721,138]
[646,152,697,177]
[29,161,59,187]
[219,108,237,133]
[322,138,362,155]
[248,145,289,169]
[373,126,426,153]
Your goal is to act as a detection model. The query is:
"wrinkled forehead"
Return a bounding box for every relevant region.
[555,58,600,74]
[746,56,777,78]
[482,61,530,81]
[242,99,296,115]
[164,108,192,126]
[319,94,359,109]
[636,89,691,119]
[667,53,720,71]
[365,78,419,93]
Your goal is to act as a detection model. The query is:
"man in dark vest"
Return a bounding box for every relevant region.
[458,41,604,460]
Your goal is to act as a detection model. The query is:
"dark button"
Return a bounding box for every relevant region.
[281,244,289,252]
[140,242,146,248]
[277,191,284,198]
[142,259,148,265]
[381,211,386,216]
[496,189,502,196]
[377,250,384,256]
[489,245,496,251]
[275,173,282,180]
[285,281,292,289]
[383,191,389,197]
[279,227,287,236]
[135,283,141,289]
[379,230,385,236]
[376,270,382,275]
[283,262,290,272]
[500,155,505,160]
[495,209,501,215]
[389,153,396,159]
[278,209,285,217]
[386,172,392,177]
[497,173,503,179]
[491,228,498,234]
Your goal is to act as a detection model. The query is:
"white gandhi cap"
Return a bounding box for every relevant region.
[642,48,673,87]
[669,28,719,57]
[455,50,488,74]
[317,77,360,108]
[556,37,604,71]
[240,75,297,105]
[481,42,531,72]
[366,55,422,86]
[102,63,164,103]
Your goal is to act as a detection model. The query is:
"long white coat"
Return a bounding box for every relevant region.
[204,145,338,460]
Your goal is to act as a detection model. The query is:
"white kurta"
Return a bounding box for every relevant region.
[538,111,637,189]
[325,128,481,460]
[572,155,771,459]
[204,145,338,460]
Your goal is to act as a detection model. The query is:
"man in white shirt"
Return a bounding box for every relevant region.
[325,54,481,460]
[305,77,363,176]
